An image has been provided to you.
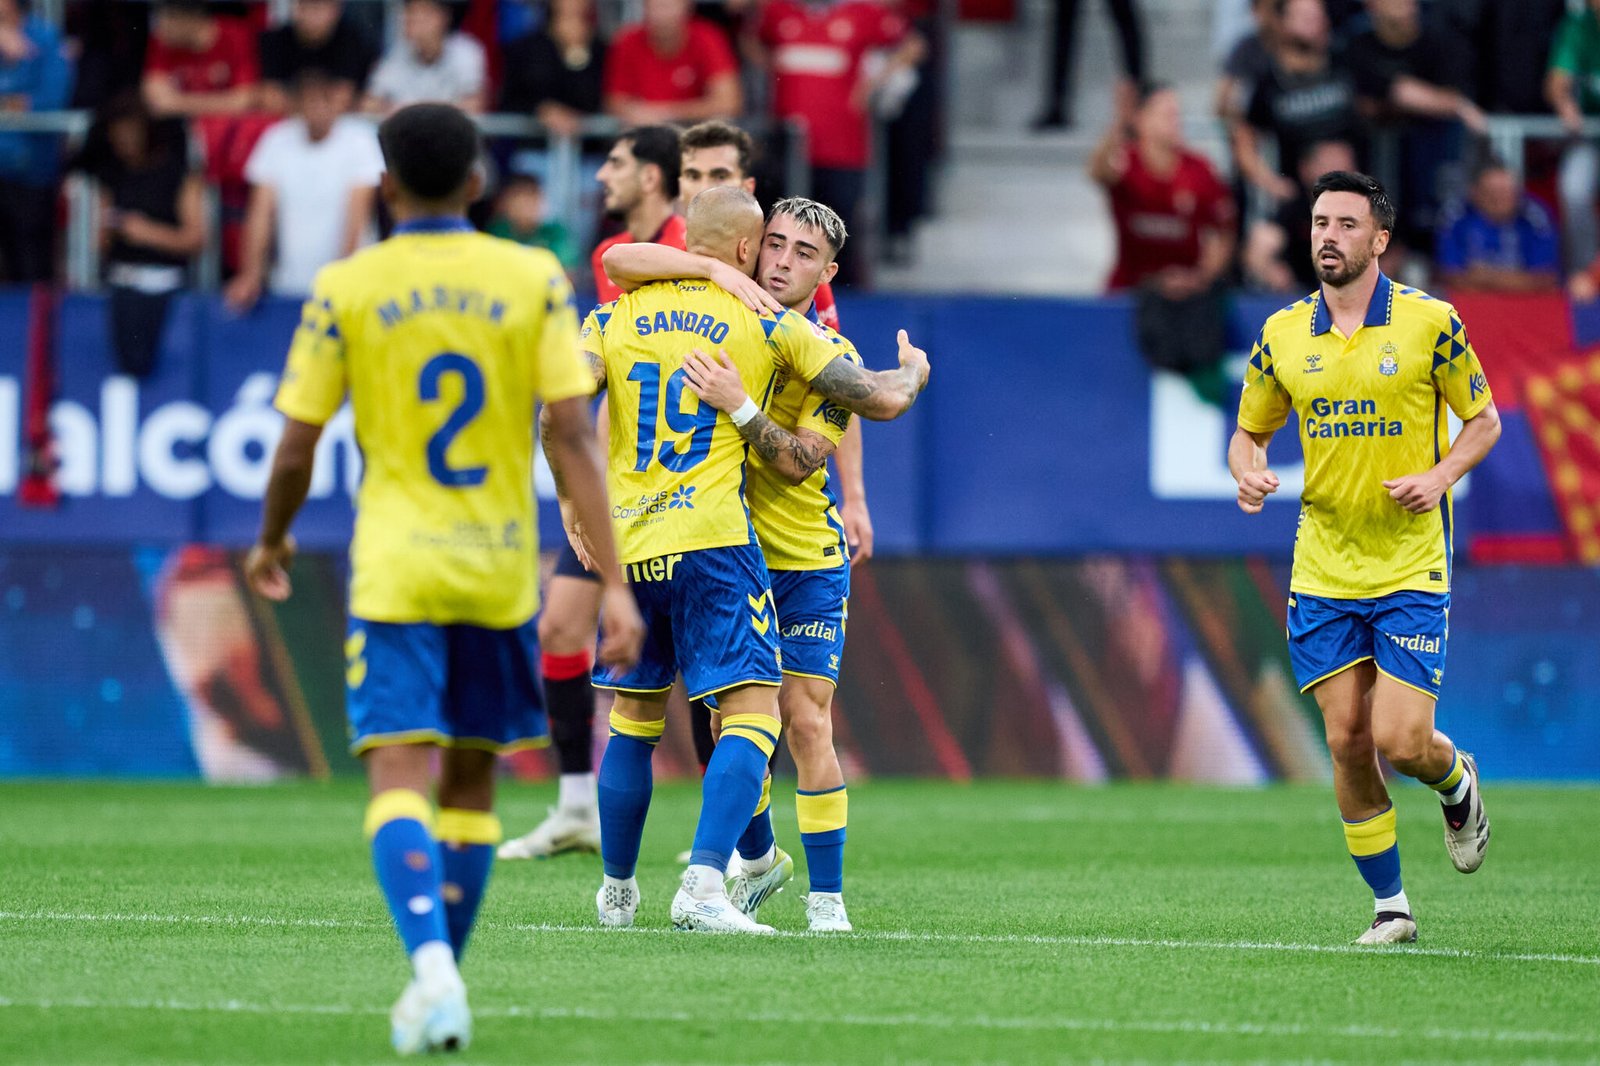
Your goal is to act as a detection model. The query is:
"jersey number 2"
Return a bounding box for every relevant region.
[420,352,488,487]
[628,362,716,473]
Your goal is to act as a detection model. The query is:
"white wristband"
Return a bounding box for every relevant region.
[730,398,760,426]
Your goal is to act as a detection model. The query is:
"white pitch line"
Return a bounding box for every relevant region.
[0,994,1594,1047]
[508,921,1600,967]
[3,910,1600,969]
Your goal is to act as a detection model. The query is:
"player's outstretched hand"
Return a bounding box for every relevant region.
[559,496,598,570]
[842,497,874,565]
[245,535,297,601]
[897,329,930,387]
[709,261,784,315]
[597,584,646,671]
[1236,470,1279,514]
[683,348,748,414]
[1383,471,1448,514]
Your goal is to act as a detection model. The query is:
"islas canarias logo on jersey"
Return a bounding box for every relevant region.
[613,484,696,521]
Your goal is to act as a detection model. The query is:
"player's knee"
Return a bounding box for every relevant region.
[537,612,593,655]
[781,695,833,757]
[1372,721,1430,771]
[1323,722,1374,766]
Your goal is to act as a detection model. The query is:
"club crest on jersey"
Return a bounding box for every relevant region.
[1379,342,1399,376]
[1305,353,1323,373]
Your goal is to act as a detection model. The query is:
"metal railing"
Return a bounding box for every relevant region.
[1485,115,1600,182]
[1,110,809,293]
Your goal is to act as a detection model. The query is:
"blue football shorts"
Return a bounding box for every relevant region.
[344,617,547,755]
[1287,590,1449,698]
[770,565,850,686]
[551,541,599,582]
[592,542,782,701]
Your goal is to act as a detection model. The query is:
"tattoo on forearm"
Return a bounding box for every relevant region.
[810,357,923,417]
[584,350,607,389]
[739,413,830,479]
[540,414,569,498]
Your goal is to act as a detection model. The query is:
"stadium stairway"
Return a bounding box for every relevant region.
[876,0,1223,295]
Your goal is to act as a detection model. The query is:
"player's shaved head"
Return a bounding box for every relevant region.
[685,186,764,270]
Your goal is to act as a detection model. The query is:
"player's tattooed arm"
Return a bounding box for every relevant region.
[600,244,781,313]
[584,349,608,393]
[740,416,834,484]
[807,329,929,421]
[682,348,834,483]
[539,407,572,501]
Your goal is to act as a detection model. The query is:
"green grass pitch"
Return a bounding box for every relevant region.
[1,779,1597,1064]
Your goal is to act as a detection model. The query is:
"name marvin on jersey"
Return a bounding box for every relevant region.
[1304,397,1402,439]
[377,287,507,329]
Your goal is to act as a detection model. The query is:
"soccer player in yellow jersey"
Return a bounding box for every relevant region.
[568,185,927,933]
[1229,171,1502,946]
[244,104,644,1053]
[603,196,871,931]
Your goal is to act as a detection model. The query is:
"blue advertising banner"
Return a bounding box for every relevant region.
[0,291,1345,556]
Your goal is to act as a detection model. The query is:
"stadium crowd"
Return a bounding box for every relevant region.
[1092,0,1600,390]
[0,0,935,307]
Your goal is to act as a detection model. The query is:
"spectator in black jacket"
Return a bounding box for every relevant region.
[500,0,605,138]
[74,94,206,376]
[259,0,377,115]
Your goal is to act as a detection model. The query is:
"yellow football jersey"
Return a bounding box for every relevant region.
[747,322,861,571]
[580,280,842,564]
[1237,274,1493,599]
[274,221,594,627]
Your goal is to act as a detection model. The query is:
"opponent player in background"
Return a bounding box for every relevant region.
[245,103,643,1052]
[603,196,866,930]
[569,186,927,932]
[500,126,684,862]
[1229,171,1500,945]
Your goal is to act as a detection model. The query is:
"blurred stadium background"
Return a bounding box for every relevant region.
[3,0,1599,786]
[5,0,1600,1061]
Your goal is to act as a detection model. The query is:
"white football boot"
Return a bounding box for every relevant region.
[671,885,775,934]
[497,806,600,859]
[726,847,793,918]
[390,977,471,1056]
[1355,912,1418,945]
[804,892,853,932]
[1442,751,1491,874]
[596,877,639,928]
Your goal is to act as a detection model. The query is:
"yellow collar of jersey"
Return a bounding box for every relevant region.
[1310,271,1394,336]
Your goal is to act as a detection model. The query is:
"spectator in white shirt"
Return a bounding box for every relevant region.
[225,68,385,310]
[362,0,485,114]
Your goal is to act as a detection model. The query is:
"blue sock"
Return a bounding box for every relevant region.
[690,713,780,870]
[1344,805,1404,902]
[598,711,663,879]
[437,808,501,960]
[797,786,848,893]
[736,775,775,860]
[366,790,449,954]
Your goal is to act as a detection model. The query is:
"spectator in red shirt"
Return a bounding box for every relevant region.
[142,0,259,117]
[751,0,925,286]
[603,0,740,126]
[590,125,686,302]
[1093,83,1235,293]
[1092,83,1236,402]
